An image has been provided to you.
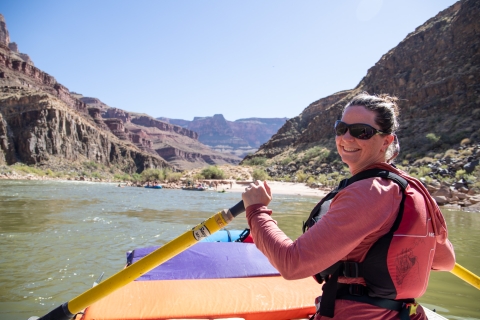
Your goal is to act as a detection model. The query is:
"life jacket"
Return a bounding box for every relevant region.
[303,168,437,319]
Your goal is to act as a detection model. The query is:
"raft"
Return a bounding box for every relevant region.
[76,230,448,320]
[144,185,162,189]
[182,186,206,191]
[77,231,320,320]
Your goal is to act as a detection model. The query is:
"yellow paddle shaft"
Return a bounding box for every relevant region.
[450,263,480,290]
[67,209,233,314]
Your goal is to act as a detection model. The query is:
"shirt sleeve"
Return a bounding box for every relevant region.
[246,178,402,280]
[431,239,455,271]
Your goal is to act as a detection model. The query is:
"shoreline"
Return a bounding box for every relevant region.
[2,174,479,212]
[0,174,329,198]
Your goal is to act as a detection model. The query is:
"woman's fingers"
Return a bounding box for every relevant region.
[264,180,272,199]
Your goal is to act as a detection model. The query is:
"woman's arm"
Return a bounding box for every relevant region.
[246,179,402,280]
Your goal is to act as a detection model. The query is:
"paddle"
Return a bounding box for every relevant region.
[451,263,480,290]
[33,201,246,320]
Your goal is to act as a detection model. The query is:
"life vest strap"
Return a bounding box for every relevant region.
[334,284,417,320]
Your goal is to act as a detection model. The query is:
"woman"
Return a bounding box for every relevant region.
[242,92,455,319]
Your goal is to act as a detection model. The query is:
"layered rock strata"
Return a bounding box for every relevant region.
[0,87,169,173]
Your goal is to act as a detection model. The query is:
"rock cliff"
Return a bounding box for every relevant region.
[249,0,480,163]
[0,87,168,173]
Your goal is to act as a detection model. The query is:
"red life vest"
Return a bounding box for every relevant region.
[303,169,437,318]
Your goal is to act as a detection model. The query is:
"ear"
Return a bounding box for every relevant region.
[382,134,394,150]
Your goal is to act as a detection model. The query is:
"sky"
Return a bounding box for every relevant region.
[1,0,458,121]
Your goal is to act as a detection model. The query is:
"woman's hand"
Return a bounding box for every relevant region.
[242,180,272,208]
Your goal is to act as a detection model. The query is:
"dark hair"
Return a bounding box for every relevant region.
[344,92,400,163]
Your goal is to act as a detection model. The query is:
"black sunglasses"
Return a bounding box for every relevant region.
[334,120,386,140]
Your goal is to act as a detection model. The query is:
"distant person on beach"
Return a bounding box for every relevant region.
[242,92,455,319]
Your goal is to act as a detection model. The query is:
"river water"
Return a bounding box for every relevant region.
[0,180,478,320]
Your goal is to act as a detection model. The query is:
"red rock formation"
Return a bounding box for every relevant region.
[104,107,132,123]
[0,87,169,172]
[163,114,288,158]
[131,116,198,139]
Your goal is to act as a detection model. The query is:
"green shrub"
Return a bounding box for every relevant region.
[114,173,130,181]
[280,157,292,165]
[425,133,441,147]
[418,166,431,177]
[91,172,102,179]
[141,168,165,181]
[252,168,269,181]
[243,157,268,166]
[165,170,182,182]
[83,161,99,170]
[201,166,226,179]
[455,169,466,180]
[306,176,316,185]
[295,171,308,182]
[131,173,142,182]
[302,146,322,162]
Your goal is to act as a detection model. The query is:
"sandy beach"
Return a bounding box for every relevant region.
[220,180,330,198]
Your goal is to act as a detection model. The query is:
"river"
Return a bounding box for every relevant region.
[0,180,478,320]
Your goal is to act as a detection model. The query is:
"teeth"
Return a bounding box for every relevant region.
[343,147,359,152]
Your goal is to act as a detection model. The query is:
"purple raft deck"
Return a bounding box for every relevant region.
[126,242,280,281]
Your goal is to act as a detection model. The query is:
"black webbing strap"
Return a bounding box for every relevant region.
[318,268,340,317]
[337,284,414,320]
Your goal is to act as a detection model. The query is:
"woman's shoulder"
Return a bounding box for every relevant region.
[348,176,402,193]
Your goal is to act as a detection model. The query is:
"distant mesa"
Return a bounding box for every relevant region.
[158,114,288,158]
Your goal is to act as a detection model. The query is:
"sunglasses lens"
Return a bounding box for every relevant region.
[334,121,348,136]
[349,124,375,140]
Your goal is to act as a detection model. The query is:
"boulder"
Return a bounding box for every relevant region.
[464,160,479,174]
[433,196,449,205]
[431,186,452,198]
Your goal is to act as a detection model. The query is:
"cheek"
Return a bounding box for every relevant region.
[335,137,342,149]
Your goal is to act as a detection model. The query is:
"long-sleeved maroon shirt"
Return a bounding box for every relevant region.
[246,166,455,319]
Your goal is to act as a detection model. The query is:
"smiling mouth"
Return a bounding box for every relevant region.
[342,146,360,152]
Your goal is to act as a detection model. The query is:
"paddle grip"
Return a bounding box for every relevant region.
[36,302,74,320]
[229,200,245,217]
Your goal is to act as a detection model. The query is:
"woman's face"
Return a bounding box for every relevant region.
[335,105,393,175]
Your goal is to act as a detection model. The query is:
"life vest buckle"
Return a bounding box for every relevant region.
[343,261,360,278]
[348,284,367,296]
[404,302,418,316]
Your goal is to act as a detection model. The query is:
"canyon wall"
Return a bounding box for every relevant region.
[0,13,240,171]
[250,0,479,162]
[0,87,168,173]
